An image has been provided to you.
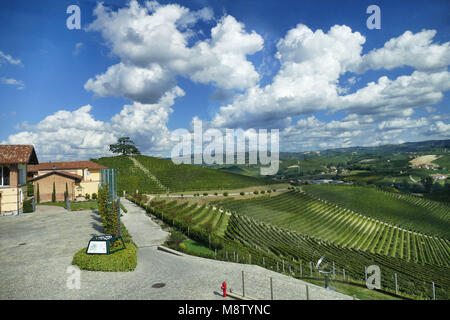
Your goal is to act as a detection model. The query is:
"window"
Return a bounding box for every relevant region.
[0,166,10,187]
[18,165,26,186]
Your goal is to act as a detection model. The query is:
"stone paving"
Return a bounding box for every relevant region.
[0,201,353,300]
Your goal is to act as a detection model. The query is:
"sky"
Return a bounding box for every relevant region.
[0,0,449,161]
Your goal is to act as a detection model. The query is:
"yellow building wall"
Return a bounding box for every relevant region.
[33,168,103,199]
[0,185,26,215]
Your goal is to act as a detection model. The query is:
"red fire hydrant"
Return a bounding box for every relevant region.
[221,281,227,298]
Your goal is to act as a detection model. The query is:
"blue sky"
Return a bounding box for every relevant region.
[0,0,449,160]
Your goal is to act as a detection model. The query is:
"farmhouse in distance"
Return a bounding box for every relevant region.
[28,161,108,203]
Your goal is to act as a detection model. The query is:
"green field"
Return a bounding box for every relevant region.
[95,156,165,194]
[95,155,275,194]
[432,155,450,170]
[145,199,231,236]
[134,155,276,192]
[128,192,450,299]
[224,213,450,299]
[219,190,450,266]
[301,185,450,238]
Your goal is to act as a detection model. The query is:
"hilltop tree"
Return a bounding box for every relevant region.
[109,137,141,156]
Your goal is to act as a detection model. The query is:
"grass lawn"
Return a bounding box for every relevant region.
[182,239,215,255]
[38,201,98,211]
[302,278,402,300]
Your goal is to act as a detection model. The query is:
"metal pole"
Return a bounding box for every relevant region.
[343,269,346,282]
[242,271,245,297]
[263,257,265,266]
[249,254,251,264]
[306,285,309,300]
[395,273,398,295]
[300,263,302,276]
[310,261,313,277]
[332,262,335,279]
[432,282,436,300]
[282,260,285,272]
[270,277,273,300]
[277,262,279,272]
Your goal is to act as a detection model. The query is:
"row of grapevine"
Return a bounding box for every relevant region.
[225,213,450,299]
[301,184,450,238]
[219,191,450,267]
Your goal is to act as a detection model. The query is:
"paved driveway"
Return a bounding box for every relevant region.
[0,201,352,300]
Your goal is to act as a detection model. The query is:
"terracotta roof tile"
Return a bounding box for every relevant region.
[31,171,83,182]
[28,160,108,172]
[0,145,39,164]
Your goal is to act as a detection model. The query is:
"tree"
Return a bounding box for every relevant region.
[52,182,56,202]
[109,137,140,156]
[65,182,69,199]
[37,183,40,204]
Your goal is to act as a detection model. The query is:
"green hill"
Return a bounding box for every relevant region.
[94,155,276,194]
[301,184,450,238]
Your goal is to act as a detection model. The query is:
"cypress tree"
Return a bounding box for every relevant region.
[37,183,40,204]
[52,182,56,202]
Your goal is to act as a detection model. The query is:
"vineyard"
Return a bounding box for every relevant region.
[94,155,275,194]
[225,213,450,299]
[94,156,165,194]
[218,191,450,267]
[145,198,230,236]
[128,193,450,299]
[301,184,450,238]
[134,155,276,192]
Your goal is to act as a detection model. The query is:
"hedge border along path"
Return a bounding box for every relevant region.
[219,191,450,268]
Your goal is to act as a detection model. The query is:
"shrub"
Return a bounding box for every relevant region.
[240,192,245,196]
[166,230,186,246]
[267,190,272,193]
[72,243,137,272]
[223,192,228,196]
[203,192,208,196]
[85,193,91,200]
[23,199,33,213]
[214,192,218,196]
[253,190,259,195]
[92,193,97,200]
[261,190,265,194]
[27,183,34,197]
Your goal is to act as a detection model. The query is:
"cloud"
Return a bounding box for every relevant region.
[280,114,449,152]
[211,24,366,128]
[84,0,263,104]
[0,77,25,90]
[4,105,117,161]
[0,51,22,66]
[210,25,450,129]
[4,90,185,160]
[110,86,185,152]
[336,70,450,119]
[85,62,177,104]
[73,42,83,55]
[356,30,450,73]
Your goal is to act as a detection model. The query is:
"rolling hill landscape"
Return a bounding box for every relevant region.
[114,139,450,300]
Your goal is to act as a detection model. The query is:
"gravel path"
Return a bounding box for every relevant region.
[0,201,353,300]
